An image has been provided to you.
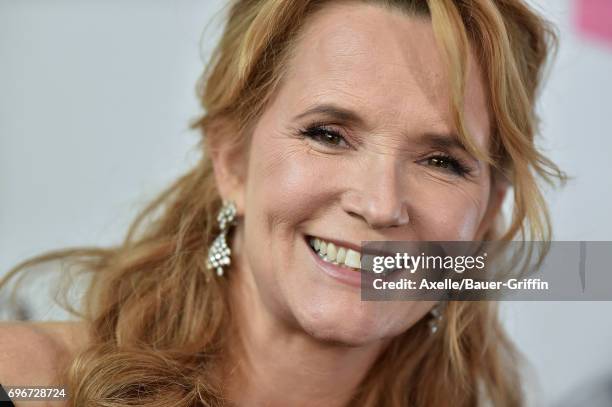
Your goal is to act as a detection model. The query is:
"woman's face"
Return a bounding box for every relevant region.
[215,3,500,345]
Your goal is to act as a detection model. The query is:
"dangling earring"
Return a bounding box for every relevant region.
[206,200,237,277]
[428,302,445,335]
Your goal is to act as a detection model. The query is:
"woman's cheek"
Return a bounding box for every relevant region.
[251,138,346,220]
[413,185,486,241]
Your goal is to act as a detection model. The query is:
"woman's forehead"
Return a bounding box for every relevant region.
[278,1,490,149]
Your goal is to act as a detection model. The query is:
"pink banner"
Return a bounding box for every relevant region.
[575,0,612,47]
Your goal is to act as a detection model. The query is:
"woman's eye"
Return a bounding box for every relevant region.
[299,125,349,149]
[426,155,471,177]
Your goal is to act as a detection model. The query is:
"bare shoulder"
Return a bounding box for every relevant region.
[0,320,90,388]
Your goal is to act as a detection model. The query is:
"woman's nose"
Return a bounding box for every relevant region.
[340,159,410,230]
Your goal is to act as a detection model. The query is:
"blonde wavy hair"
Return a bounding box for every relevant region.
[2,0,566,405]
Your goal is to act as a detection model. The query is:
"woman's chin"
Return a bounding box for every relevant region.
[291,303,407,347]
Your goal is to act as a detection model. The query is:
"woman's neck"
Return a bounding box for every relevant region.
[223,264,389,407]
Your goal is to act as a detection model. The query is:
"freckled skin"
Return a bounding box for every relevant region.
[221,3,498,346]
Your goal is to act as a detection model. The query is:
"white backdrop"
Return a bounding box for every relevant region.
[1,1,611,405]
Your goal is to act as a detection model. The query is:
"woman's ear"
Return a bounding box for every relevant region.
[205,118,248,215]
[475,170,509,241]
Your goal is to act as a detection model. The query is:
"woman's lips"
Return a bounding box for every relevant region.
[304,234,368,288]
[306,235,362,268]
[303,235,407,288]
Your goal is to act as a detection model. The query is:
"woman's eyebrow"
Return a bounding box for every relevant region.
[417,133,469,153]
[292,103,367,127]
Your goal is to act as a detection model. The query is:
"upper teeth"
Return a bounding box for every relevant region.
[309,237,361,270]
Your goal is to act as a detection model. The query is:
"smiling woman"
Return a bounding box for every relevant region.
[0,0,565,406]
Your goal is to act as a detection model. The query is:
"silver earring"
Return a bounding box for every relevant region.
[206,200,237,277]
[428,302,444,335]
